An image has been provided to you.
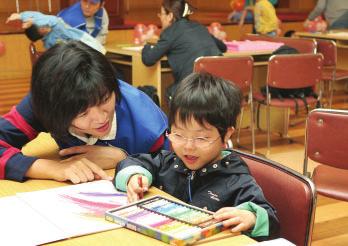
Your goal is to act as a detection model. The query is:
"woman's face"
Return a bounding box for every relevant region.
[70,92,115,138]
[158,6,173,30]
[81,0,101,17]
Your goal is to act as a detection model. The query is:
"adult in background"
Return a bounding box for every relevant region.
[141,0,227,102]
[304,0,348,30]
[58,0,109,44]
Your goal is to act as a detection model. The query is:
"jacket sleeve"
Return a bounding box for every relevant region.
[0,94,44,181]
[114,151,171,190]
[141,30,173,66]
[212,35,227,53]
[20,11,58,27]
[307,0,326,21]
[228,175,280,240]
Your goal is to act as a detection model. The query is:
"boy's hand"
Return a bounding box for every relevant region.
[213,207,256,233]
[22,19,33,29]
[127,175,149,203]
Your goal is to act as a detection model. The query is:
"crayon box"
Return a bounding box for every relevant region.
[105,195,227,245]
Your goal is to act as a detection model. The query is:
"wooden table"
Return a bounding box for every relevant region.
[0,170,256,246]
[105,44,272,105]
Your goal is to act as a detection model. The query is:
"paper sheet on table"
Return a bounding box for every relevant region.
[121,46,144,51]
[0,180,128,245]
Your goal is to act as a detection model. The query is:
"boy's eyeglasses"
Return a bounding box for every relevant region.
[167,132,220,148]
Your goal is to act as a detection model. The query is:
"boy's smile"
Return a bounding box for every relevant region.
[170,115,233,170]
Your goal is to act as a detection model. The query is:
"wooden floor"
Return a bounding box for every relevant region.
[1,78,348,245]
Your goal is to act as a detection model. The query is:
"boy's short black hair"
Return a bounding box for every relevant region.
[169,72,242,139]
[24,24,44,42]
[31,41,121,140]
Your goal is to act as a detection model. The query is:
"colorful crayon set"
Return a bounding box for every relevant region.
[105,195,226,245]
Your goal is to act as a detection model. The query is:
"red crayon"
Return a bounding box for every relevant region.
[138,176,144,199]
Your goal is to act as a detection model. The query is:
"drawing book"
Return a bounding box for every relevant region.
[105,195,227,246]
[0,180,127,245]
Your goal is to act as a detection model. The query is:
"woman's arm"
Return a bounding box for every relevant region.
[142,31,173,66]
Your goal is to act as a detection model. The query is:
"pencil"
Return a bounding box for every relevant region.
[138,175,144,199]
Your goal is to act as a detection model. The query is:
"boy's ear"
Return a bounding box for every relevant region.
[223,127,235,144]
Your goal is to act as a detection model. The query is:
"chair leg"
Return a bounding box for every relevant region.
[266,103,271,156]
[249,98,255,154]
[236,107,244,147]
[329,80,334,108]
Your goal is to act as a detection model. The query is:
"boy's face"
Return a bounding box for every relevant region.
[70,92,115,138]
[81,0,102,17]
[169,115,234,171]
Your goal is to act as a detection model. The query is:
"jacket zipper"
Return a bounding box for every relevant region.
[187,171,195,202]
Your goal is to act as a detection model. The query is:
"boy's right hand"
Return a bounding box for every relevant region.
[127,175,149,203]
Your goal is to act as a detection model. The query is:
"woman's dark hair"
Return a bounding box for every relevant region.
[162,0,195,22]
[31,40,120,140]
[169,72,242,139]
[24,24,44,42]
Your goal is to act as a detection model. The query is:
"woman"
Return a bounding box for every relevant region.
[142,0,227,101]
[0,41,168,183]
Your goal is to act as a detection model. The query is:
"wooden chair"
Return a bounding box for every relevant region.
[316,39,348,108]
[236,150,316,246]
[194,56,255,154]
[29,42,43,66]
[303,109,348,202]
[253,53,323,155]
[242,34,317,54]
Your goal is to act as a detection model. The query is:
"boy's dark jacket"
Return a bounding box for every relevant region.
[115,149,279,240]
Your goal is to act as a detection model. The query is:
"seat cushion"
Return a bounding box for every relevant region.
[253,92,318,108]
[322,67,348,81]
[313,165,348,202]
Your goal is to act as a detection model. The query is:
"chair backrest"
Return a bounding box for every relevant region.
[29,42,43,66]
[235,150,316,246]
[316,39,337,67]
[242,34,317,54]
[267,53,323,89]
[304,109,348,171]
[193,56,253,92]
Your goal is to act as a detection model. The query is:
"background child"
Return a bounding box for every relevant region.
[115,72,279,240]
[254,0,279,36]
[6,11,105,54]
[142,0,227,102]
[0,41,168,183]
[58,0,109,45]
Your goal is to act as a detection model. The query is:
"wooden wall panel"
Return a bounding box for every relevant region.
[0,34,32,79]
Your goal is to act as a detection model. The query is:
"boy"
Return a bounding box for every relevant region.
[58,0,109,44]
[114,73,279,240]
[6,11,105,54]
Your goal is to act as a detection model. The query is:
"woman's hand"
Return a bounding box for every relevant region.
[59,145,127,169]
[27,157,111,184]
[213,207,256,233]
[127,175,149,203]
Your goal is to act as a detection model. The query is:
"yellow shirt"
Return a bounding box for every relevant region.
[254,0,278,34]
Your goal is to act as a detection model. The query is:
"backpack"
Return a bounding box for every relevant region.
[137,85,160,107]
[260,45,320,114]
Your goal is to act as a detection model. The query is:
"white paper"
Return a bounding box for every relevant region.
[0,196,65,246]
[250,238,296,246]
[0,180,128,245]
[121,46,144,51]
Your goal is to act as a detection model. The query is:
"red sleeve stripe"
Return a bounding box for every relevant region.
[3,107,38,141]
[0,147,21,179]
[149,134,165,153]
[0,139,12,148]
